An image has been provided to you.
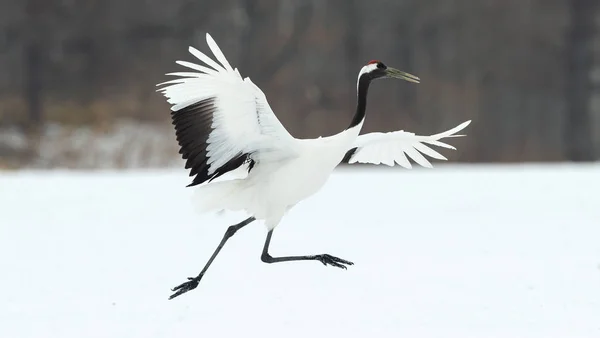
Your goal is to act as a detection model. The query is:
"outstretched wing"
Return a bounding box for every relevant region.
[157,33,297,187]
[342,120,471,168]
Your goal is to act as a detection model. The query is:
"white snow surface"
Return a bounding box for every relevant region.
[1,164,599,338]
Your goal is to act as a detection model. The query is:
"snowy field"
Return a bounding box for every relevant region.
[1,164,599,338]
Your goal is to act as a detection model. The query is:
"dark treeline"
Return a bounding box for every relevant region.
[1,0,599,165]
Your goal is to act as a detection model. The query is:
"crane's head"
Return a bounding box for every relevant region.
[359,60,420,83]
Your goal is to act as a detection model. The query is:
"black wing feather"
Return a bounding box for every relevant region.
[170,97,255,187]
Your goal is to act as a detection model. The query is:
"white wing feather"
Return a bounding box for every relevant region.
[348,120,471,168]
[157,33,297,175]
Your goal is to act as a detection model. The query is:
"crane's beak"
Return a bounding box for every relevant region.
[385,67,420,83]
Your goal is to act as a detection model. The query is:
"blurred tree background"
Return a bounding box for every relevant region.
[0,0,599,168]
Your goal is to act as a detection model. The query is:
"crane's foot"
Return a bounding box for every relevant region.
[314,254,354,269]
[169,275,202,300]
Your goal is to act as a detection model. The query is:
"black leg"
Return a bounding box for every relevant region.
[169,216,256,300]
[260,229,354,269]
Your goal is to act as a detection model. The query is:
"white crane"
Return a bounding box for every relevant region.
[158,33,471,299]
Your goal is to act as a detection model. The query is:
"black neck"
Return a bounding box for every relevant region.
[347,74,372,129]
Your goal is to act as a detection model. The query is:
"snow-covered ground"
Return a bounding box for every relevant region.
[1,164,599,338]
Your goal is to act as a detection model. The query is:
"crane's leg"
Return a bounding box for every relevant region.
[260,229,354,269]
[169,216,256,300]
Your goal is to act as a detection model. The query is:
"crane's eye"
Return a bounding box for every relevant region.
[376,62,386,69]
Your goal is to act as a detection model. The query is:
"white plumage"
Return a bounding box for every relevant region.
[157,33,471,230]
[348,120,471,168]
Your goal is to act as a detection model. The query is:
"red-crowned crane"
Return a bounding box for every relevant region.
[157,33,471,299]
